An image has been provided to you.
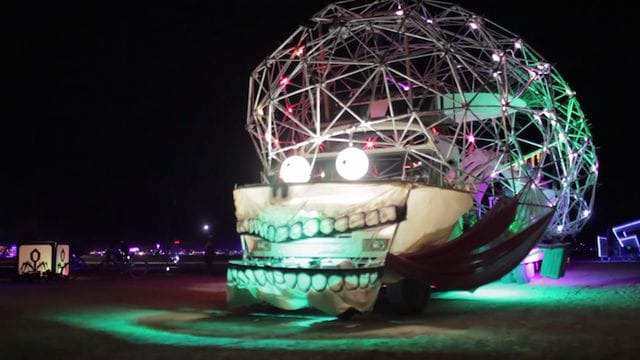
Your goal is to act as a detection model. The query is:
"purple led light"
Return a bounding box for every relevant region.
[612,219,640,249]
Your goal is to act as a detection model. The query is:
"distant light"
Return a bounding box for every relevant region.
[395,10,404,16]
[292,45,305,57]
[155,243,160,249]
[364,136,376,149]
[279,77,289,86]
[537,62,550,73]
[203,224,209,231]
[129,247,139,253]
[166,266,170,272]
[173,240,181,245]
[468,18,480,30]
[336,147,369,181]
[280,156,311,183]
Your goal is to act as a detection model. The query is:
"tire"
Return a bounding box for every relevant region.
[387,278,431,315]
[337,308,358,321]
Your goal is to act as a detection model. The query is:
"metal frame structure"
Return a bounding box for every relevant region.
[245,0,597,241]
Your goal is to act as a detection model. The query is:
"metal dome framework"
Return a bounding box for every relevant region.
[245,0,597,240]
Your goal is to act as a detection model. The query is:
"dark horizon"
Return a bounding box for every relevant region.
[2,0,635,251]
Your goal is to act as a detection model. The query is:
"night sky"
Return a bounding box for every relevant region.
[3,0,636,251]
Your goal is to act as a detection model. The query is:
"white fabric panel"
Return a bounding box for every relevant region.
[234,182,411,226]
[391,186,473,254]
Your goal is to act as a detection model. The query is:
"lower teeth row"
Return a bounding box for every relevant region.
[227,267,381,293]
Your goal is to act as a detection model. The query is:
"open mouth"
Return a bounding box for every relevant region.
[228,181,474,315]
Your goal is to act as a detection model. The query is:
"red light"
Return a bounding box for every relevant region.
[431,128,440,135]
[292,45,305,57]
[364,136,377,149]
[173,240,181,245]
[279,77,289,86]
[287,106,294,113]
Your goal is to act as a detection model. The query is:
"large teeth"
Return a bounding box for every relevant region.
[265,269,275,285]
[260,222,269,239]
[365,210,380,227]
[267,225,276,242]
[245,269,255,284]
[238,205,399,241]
[358,273,370,288]
[348,212,365,229]
[320,218,335,235]
[303,219,319,237]
[273,270,285,284]
[311,273,327,291]
[284,272,297,289]
[379,206,397,223]
[276,226,289,242]
[255,269,266,286]
[228,266,382,294]
[289,222,303,240]
[344,274,359,290]
[297,273,311,292]
[236,270,248,285]
[328,274,344,292]
[334,216,349,232]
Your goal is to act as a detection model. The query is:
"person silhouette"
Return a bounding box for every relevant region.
[204,239,215,273]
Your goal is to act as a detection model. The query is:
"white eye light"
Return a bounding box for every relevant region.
[336,147,369,180]
[280,156,311,183]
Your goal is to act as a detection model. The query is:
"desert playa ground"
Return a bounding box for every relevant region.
[1,260,639,359]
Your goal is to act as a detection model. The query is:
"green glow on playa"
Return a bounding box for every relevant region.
[433,281,639,308]
[45,308,472,352]
[43,279,639,353]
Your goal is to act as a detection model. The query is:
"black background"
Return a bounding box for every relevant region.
[2,1,636,251]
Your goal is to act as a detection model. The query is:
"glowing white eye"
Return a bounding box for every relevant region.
[280,156,311,183]
[336,147,369,181]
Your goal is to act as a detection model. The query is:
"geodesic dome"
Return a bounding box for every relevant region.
[245,0,597,241]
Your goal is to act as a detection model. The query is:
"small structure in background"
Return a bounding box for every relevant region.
[17,242,70,279]
[597,219,640,261]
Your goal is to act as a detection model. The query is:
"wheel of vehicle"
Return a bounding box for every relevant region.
[337,308,358,321]
[387,278,431,315]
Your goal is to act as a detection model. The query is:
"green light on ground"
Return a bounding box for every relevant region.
[43,307,473,352]
[433,282,639,308]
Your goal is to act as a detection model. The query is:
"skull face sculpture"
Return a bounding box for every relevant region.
[227,0,597,316]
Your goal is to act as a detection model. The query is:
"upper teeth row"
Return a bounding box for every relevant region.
[237,206,398,242]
